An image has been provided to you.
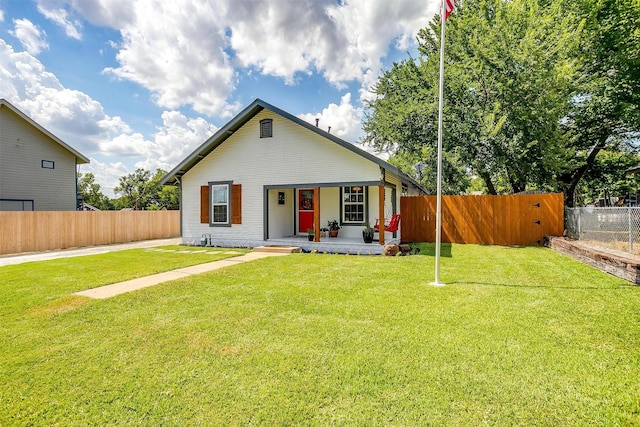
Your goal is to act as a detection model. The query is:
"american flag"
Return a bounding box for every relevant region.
[444,0,456,19]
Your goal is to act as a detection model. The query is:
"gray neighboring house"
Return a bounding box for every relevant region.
[0,99,90,211]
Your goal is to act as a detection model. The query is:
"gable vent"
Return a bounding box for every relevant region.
[260,119,273,138]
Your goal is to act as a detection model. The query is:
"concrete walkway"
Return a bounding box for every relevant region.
[0,238,183,267]
[74,251,290,299]
[1,238,294,299]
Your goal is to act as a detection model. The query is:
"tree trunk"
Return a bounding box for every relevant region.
[506,169,526,193]
[560,141,605,208]
[479,171,497,195]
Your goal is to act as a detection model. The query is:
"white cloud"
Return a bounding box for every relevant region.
[49,0,436,116]
[0,39,216,182]
[101,1,236,116]
[99,132,147,157]
[98,110,217,171]
[298,93,363,143]
[147,111,218,164]
[83,110,219,194]
[62,0,135,28]
[226,0,435,92]
[9,18,49,55]
[36,3,83,40]
[0,9,5,22]
[299,93,391,160]
[3,0,434,190]
[0,39,131,152]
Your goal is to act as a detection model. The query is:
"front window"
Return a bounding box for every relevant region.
[343,186,365,223]
[211,183,229,225]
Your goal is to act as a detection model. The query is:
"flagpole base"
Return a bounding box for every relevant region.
[429,281,446,287]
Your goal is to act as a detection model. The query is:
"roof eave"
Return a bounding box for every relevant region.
[160,98,426,193]
[0,99,90,164]
[160,100,267,185]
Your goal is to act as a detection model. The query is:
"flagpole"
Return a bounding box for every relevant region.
[432,0,447,287]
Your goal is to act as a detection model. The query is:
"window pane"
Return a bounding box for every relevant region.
[342,186,366,223]
[212,185,228,203]
[213,205,228,223]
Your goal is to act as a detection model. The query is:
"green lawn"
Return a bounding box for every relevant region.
[1,244,639,425]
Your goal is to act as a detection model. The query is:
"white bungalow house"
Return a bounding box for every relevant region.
[161,99,425,253]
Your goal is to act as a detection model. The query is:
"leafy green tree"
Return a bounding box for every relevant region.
[148,169,179,210]
[363,0,582,195]
[574,150,640,206]
[362,0,640,202]
[77,172,112,210]
[558,0,640,206]
[114,168,179,210]
[454,0,582,193]
[388,148,471,194]
[114,168,152,210]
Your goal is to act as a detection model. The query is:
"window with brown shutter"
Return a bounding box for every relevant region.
[200,185,209,224]
[202,182,240,226]
[231,184,242,224]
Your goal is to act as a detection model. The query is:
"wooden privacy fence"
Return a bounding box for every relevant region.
[400,193,564,246]
[0,210,180,255]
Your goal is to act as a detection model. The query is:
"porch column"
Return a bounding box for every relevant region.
[313,187,320,242]
[378,185,385,245]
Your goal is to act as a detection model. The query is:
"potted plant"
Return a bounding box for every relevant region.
[320,227,328,238]
[307,228,315,241]
[327,220,340,237]
[362,222,375,243]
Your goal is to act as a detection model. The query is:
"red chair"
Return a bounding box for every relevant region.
[374,214,401,233]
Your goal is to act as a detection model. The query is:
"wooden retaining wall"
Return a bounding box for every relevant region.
[546,236,640,284]
[0,210,180,255]
[400,193,564,246]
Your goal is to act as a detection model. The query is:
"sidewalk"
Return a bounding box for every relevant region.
[74,251,290,299]
[0,238,183,267]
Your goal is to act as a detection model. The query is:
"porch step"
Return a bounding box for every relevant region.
[253,245,302,254]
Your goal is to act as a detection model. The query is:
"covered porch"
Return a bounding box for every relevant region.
[264,181,399,246]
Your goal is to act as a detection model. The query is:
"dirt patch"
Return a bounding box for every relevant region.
[579,239,640,259]
[27,295,90,318]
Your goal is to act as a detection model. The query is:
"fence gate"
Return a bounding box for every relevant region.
[400,193,564,246]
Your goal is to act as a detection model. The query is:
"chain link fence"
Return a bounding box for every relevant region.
[565,207,640,254]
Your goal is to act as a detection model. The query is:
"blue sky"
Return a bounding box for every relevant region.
[0,0,439,195]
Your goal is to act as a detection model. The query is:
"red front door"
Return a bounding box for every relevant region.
[298,189,314,233]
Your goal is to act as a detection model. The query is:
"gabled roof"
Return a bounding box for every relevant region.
[161,98,423,190]
[0,98,90,164]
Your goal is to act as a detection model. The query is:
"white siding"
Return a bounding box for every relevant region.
[268,188,294,237]
[318,187,341,234]
[0,106,78,211]
[182,109,382,242]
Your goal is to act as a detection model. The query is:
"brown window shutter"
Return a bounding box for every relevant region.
[231,184,242,224]
[200,185,209,224]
